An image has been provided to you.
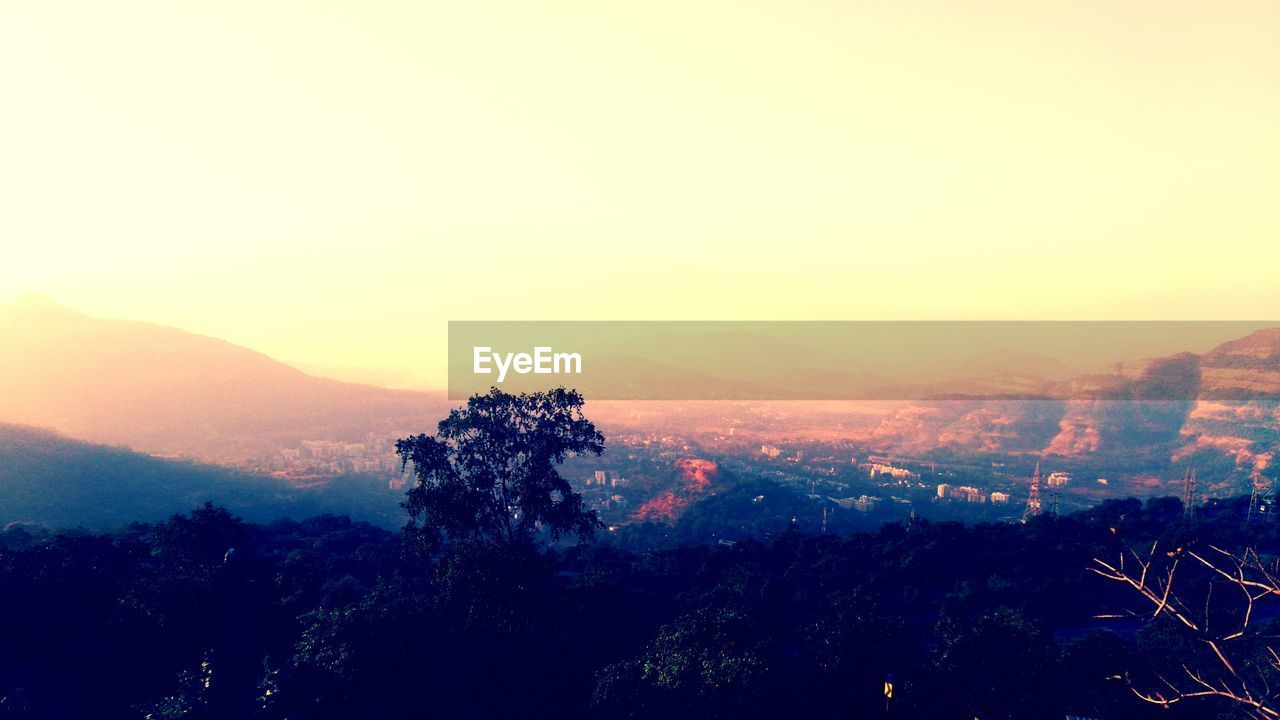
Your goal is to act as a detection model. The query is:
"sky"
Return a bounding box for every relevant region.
[2,0,1278,386]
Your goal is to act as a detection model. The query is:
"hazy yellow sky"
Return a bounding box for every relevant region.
[2,1,1277,385]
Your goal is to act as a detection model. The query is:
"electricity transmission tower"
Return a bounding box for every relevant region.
[1182,467,1198,520]
[1022,461,1043,523]
[1248,470,1274,522]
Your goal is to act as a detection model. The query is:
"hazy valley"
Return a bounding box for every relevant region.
[3,295,1278,534]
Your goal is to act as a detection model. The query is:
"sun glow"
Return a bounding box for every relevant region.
[2,1,1278,387]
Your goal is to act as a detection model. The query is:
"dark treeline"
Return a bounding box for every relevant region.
[3,389,1279,719]
[2,495,1278,719]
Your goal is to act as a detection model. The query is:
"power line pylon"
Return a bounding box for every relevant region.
[1182,467,1198,520]
[1022,461,1043,523]
[1248,470,1273,522]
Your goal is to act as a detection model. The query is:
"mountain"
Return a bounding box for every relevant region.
[1198,327,1280,398]
[0,423,404,529]
[949,349,1083,383]
[0,295,448,463]
[4,294,1276,495]
[285,361,439,391]
[862,329,1280,485]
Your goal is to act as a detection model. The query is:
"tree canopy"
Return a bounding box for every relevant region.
[396,387,604,553]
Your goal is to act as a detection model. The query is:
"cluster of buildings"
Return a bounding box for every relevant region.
[864,462,921,483]
[256,434,401,482]
[932,470,1069,507]
[589,494,629,511]
[936,483,1010,505]
[832,494,882,512]
[611,431,695,455]
[581,470,632,514]
[587,470,630,488]
[759,444,810,463]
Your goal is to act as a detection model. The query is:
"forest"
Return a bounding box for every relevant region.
[3,389,1280,719]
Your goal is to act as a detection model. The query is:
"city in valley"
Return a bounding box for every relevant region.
[5,296,1276,539]
[226,396,1263,544]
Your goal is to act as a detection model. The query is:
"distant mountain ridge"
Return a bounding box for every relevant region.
[0,295,448,463]
[864,329,1280,487]
[3,295,1277,489]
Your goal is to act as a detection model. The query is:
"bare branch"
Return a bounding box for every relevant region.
[1093,542,1280,719]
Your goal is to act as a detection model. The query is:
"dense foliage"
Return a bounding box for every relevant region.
[397,387,604,553]
[5,391,1278,719]
[2,494,1279,719]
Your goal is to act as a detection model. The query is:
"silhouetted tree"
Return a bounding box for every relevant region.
[396,387,604,554]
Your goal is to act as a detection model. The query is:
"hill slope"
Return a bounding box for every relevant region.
[0,295,447,463]
[864,329,1280,486]
[0,423,404,529]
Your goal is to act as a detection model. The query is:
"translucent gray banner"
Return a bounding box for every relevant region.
[448,321,1280,401]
